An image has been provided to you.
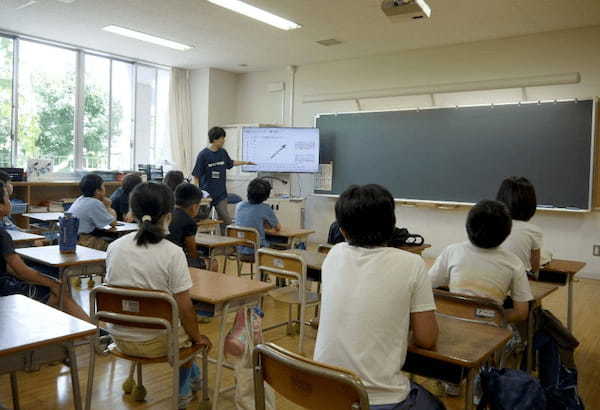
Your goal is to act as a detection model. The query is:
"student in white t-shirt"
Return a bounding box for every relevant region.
[428,200,533,323]
[496,177,543,276]
[314,184,443,410]
[105,182,212,409]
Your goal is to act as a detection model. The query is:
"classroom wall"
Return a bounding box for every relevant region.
[190,68,210,158]
[190,68,238,157]
[233,25,600,279]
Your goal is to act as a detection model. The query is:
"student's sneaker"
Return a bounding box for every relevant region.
[178,392,193,409]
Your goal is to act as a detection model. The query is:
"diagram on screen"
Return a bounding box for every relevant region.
[242,128,319,173]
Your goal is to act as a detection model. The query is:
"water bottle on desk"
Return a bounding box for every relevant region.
[59,212,79,254]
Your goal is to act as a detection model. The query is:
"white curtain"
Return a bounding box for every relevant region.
[169,68,194,174]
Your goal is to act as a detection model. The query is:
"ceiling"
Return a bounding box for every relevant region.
[1,0,600,72]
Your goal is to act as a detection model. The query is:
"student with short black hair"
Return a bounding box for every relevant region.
[192,126,255,234]
[164,170,185,192]
[167,183,216,270]
[496,177,543,275]
[110,173,143,221]
[105,182,212,409]
[0,182,89,322]
[68,174,117,250]
[315,184,442,410]
[234,178,281,255]
[428,200,533,323]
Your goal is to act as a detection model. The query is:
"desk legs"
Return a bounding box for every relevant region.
[10,372,19,410]
[65,342,84,410]
[212,301,231,410]
[464,368,475,410]
[85,335,96,410]
[567,275,573,332]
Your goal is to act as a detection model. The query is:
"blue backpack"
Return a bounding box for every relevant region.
[477,367,546,410]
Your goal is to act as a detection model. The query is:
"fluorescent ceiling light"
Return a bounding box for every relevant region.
[206,0,301,30]
[102,25,193,51]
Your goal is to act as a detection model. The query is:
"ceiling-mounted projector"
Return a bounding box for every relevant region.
[381,0,432,21]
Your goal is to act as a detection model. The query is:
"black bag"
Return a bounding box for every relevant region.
[388,227,425,247]
[477,367,546,410]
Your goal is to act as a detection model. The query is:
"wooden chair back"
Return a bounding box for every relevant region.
[257,248,306,282]
[317,244,332,254]
[253,343,369,410]
[90,286,178,330]
[434,289,507,328]
[226,225,260,249]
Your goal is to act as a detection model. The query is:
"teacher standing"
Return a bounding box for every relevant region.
[192,126,254,234]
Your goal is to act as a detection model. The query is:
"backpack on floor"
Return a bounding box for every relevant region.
[477,367,546,410]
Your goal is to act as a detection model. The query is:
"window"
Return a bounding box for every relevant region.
[0,37,13,167]
[111,61,134,169]
[134,65,171,167]
[17,40,77,171]
[2,35,169,171]
[82,55,135,170]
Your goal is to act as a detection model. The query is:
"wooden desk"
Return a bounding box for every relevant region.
[398,243,431,255]
[404,314,511,410]
[7,230,45,246]
[0,295,96,410]
[197,219,223,234]
[195,233,244,271]
[101,222,138,235]
[16,246,106,308]
[22,212,64,222]
[266,228,315,249]
[540,258,586,331]
[188,269,275,410]
[287,249,327,271]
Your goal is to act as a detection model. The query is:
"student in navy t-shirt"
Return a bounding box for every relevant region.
[192,126,254,234]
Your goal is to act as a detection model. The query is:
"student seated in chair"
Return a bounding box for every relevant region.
[167,183,217,271]
[428,199,533,323]
[68,174,117,251]
[105,182,212,409]
[314,184,442,410]
[0,182,89,322]
[110,173,142,221]
[234,178,282,255]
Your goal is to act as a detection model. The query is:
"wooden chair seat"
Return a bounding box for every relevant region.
[108,343,202,364]
[269,287,320,305]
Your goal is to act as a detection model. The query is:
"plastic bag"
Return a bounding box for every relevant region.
[224,307,275,410]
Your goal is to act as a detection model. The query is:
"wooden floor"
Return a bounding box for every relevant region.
[1,258,599,410]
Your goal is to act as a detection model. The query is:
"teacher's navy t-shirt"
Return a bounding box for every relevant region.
[191,148,234,203]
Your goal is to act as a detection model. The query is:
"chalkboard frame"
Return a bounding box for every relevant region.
[313,98,597,212]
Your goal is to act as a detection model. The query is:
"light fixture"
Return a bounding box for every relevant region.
[102,25,193,51]
[206,0,301,30]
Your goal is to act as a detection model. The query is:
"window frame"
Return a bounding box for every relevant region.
[0,30,170,171]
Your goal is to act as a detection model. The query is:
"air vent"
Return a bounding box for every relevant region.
[316,38,343,47]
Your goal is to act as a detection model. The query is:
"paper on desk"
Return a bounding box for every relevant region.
[314,163,333,191]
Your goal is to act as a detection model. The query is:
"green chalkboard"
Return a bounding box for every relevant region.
[316,99,595,210]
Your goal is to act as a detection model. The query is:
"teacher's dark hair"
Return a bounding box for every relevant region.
[496,176,537,221]
[335,184,396,247]
[130,182,174,246]
[208,126,226,143]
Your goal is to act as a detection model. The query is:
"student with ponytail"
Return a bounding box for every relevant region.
[105,182,212,409]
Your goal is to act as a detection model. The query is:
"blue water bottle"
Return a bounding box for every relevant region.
[59,212,79,254]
